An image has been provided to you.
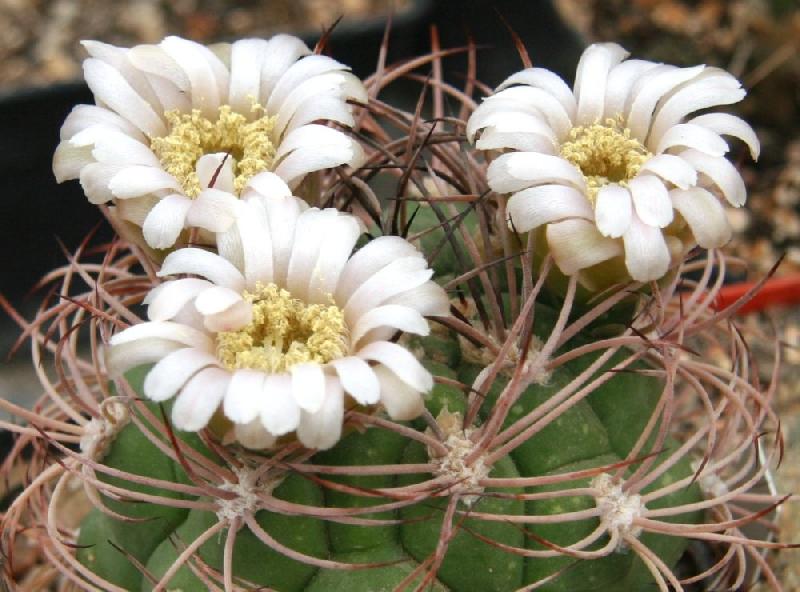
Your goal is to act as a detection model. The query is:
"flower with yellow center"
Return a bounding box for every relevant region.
[106,197,450,451]
[53,35,367,250]
[468,43,759,284]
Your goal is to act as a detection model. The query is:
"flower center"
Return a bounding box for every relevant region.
[560,118,651,203]
[216,283,348,373]
[150,105,277,197]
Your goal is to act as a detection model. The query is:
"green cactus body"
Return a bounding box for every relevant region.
[77,336,703,591]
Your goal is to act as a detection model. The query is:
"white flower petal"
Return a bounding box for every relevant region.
[259,35,313,101]
[488,152,586,194]
[622,214,671,282]
[105,339,184,377]
[305,213,362,304]
[351,304,429,346]
[109,321,214,352]
[243,171,293,199]
[128,44,190,92]
[267,54,352,115]
[679,149,747,207]
[235,419,276,450]
[83,58,165,137]
[195,285,245,316]
[203,299,253,333]
[147,278,212,322]
[331,357,380,405]
[260,375,300,436]
[656,123,729,157]
[625,64,705,141]
[80,163,122,204]
[160,248,245,291]
[142,194,192,249]
[384,281,450,318]
[489,86,573,140]
[688,113,760,160]
[171,367,230,431]
[144,347,219,402]
[343,257,432,326]
[264,194,306,286]
[290,362,327,413]
[159,36,228,117]
[224,369,266,424]
[639,154,697,189]
[648,71,744,147]
[357,341,433,393]
[108,166,181,199]
[507,184,594,233]
[285,209,337,301]
[603,59,660,119]
[274,142,361,190]
[497,67,577,121]
[236,198,274,287]
[629,174,673,228]
[185,188,240,233]
[82,40,164,111]
[228,39,268,115]
[91,132,161,167]
[574,43,628,125]
[545,219,623,275]
[374,364,424,421]
[595,183,632,238]
[296,377,344,450]
[196,153,236,194]
[335,236,422,303]
[59,104,144,142]
[282,95,356,136]
[53,143,94,182]
[671,187,732,248]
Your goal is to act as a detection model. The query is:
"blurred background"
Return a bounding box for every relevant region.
[0,0,798,586]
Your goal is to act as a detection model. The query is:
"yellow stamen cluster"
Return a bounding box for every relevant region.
[150,105,276,197]
[216,283,348,373]
[560,117,652,203]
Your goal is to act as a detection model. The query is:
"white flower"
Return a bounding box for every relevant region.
[54,35,367,250]
[105,193,450,451]
[468,42,759,283]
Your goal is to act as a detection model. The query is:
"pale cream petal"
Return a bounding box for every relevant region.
[497,67,577,120]
[223,369,266,424]
[688,113,759,160]
[285,208,337,301]
[506,184,594,232]
[296,377,344,450]
[351,304,429,346]
[671,187,732,248]
[290,362,326,413]
[105,339,184,377]
[259,34,312,101]
[128,44,190,91]
[622,215,671,282]
[331,356,380,405]
[639,154,697,189]
[171,367,230,431]
[260,375,300,436]
[79,162,122,204]
[147,278,212,321]
[648,70,744,147]
[194,285,245,316]
[159,36,228,117]
[235,419,276,450]
[142,194,192,249]
[629,174,673,228]
[53,143,94,182]
[357,341,433,393]
[59,104,144,142]
[384,281,450,318]
[264,194,306,286]
[108,166,181,199]
[603,59,660,119]
[243,171,293,199]
[595,183,632,238]
[467,98,550,143]
[91,131,161,167]
[159,248,245,291]
[143,347,219,402]
[489,86,573,140]
[83,58,166,137]
[267,54,356,114]
[305,213,362,305]
[274,142,361,190]
[185,188,241,233]
[574,43,628,125]
[109,321,214,351]
[228,38,269,115]
[679,148,747,207]
[282,95,356,135]
[335,236,421,303]
[546,219,623,275]
[656,123,728,157]
[236,198,274,287]
[202,299,253,333]
[374,364,424,421]
[488,152,585,194]
[625,64,705,141]
[196,153,236,194]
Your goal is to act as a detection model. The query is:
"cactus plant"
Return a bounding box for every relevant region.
[0,33,791,592]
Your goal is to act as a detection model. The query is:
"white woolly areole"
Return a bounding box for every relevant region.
[216,467,283,523]
[592,473,645,547]
[79,399,130,460]
[691,460,729,498]
[428,409,490,507]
